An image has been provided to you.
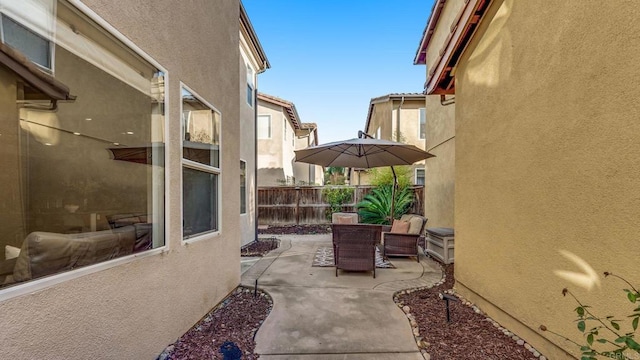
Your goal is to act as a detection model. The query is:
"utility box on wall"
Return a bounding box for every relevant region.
[425,227,455,264]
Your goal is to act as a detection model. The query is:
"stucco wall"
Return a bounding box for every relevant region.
[0,1,242,359]
[454,0,640,358]
[239,49,256,246]
[257,100,290,185]
[424,95,455,228]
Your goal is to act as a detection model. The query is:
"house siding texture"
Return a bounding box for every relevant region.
[0,1,243,359]
[421,0,462,229]
[453,0,640,358]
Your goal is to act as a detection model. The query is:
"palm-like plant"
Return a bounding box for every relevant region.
[356,185,414,225]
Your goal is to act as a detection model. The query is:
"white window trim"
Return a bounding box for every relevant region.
[180,83,222,244]
[0,0,170,299]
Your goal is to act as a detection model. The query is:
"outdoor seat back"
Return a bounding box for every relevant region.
[332,224,379,278]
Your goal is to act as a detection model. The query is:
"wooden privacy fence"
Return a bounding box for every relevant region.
[257,185,424,225]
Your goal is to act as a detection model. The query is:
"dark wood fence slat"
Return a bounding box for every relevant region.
[258,186,424,225]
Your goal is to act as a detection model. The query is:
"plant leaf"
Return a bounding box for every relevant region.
[611,321,620,331]
[576,306,585,317]
[578,320,586,332]
[628,291,638,303]
[596,338,607,343]
[587,333,594,345]
[634,317,639,331]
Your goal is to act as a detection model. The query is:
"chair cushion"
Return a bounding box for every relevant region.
[407,216,425,235]
[332,212,358,224]
[336,216,355,224]
[390,219,410,233]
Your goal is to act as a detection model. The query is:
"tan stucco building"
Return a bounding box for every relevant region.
[416,0,640,358]
[353,93,428,186]
[239,6,270,246]
[257,92,323,186]
[0,0,267,358]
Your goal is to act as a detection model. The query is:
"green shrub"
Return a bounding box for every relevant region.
[356,185,413,225]
[322,187,353,220]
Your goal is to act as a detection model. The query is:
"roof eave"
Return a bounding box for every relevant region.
[240,1,271,72]
[424,0,493,95]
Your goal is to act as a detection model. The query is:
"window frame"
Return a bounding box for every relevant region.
[180,83,222,243]
[246,64,254,107]
[257,114,271,139]
[0,10,55,72]
[240,159,247,215]
[415,168,425,185]
[0,0,169,301]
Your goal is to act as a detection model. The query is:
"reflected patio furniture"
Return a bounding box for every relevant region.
[383,214,427,262]
[331,224,381,278]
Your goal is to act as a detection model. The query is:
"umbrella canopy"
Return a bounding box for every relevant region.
[294,137,434,169]
[294,136,435,222]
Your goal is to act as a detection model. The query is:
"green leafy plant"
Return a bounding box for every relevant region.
[369,166,412,189]
[356,185,413,225]
[322,187,353,220]
[540,272,640,360]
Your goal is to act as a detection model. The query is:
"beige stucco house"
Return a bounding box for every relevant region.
[239,4,270,246]
[416,0,640,358]
[0,0,267,358]
[413,3,457,228]
[257,92,323,186]
[351,93,428,186]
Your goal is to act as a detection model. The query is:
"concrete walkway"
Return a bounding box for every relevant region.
[241,234,443,359]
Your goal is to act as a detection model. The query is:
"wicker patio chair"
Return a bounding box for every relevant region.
[331,224,380,278]
[383,214,427,262]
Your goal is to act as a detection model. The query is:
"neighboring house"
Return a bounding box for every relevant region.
[257,92,323,186]
[0,1,265,358]
[413,1,457,229]
[416,0,639,359]
[351,93,428,186]
[239,4,270,246]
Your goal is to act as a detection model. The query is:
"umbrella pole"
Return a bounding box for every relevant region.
[390,166,398,223]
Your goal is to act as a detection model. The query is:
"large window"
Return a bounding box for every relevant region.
[419,108,426,140]
[257,114,271,139]
[0,0,165,289]
[240,160,247,214]
[182,87,221,239]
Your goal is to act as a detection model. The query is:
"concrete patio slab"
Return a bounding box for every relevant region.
[242,233,442,359]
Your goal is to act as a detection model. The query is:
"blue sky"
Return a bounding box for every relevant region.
[244,0,434,144]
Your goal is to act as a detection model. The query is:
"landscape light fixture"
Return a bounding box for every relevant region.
[439,292,459,323]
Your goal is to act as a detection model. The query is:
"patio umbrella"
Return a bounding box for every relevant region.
[294,132,434,222]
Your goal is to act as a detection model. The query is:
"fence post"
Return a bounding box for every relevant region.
[295,186,300,225]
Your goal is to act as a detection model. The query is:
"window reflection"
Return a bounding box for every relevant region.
[0,0,165,288]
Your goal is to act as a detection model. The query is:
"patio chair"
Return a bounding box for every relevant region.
[332,224,379,278]
[383,214,427,262]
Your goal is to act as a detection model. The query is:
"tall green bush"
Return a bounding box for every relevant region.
[322,187,353,220]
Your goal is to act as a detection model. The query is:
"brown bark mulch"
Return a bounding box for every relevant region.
[257,224,331,235]
[398,263,539,360]
[241,238,280,257]
[157,288,272,360]
[160,225,541,360]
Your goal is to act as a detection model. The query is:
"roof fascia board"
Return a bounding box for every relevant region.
[414,0,447,65]
[425,0,492,95]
